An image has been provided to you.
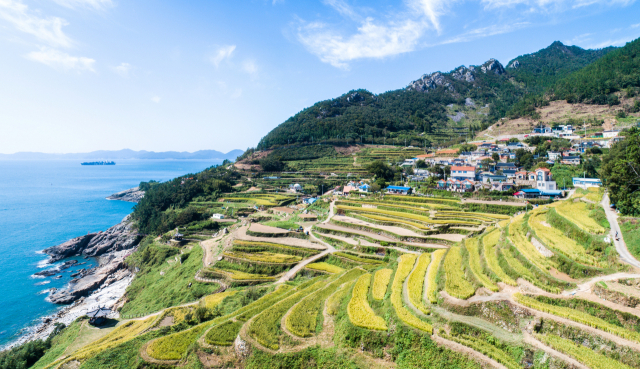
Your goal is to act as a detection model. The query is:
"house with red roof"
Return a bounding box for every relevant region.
[450,165,476,181]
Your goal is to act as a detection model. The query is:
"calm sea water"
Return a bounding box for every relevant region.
[0,160,221,346]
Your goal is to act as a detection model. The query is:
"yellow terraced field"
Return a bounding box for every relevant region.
[538,334,633,369]
[391,254,432,332]
[444,247,476,300]
[306,262,345,274]
[528,209,599,267]
[347,274,388,330]
[508,215,555,271]
[555,200,606,234]
[426,249,446,303]
[224,251,302,263]
[465,238,498,292]
[372,268,393,300]
[482,229,516,286]
[337,205,479,225]
[407,253,431,314]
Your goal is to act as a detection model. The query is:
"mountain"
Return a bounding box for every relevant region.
[0,149,244,161]
[257,41,616,150]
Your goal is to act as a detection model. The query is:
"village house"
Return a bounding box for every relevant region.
[450,165,476,181]
[535,167,557,191]
[573,177,602,188]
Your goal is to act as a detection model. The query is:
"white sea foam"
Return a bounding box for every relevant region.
[34,280,50,286]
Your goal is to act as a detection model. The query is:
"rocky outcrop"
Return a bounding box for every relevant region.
[106,187,145,203]
[43,216,141,262]
[48,251,132,304]
[407,72,453,92]
[481,59,505,75]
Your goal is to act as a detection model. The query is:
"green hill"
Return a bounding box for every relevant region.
[257,41,615,150]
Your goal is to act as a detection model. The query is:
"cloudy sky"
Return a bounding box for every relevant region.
[0,0,638,154]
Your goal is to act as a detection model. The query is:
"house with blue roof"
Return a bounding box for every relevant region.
[385,185,412,195]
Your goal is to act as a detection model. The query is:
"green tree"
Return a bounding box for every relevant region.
[367,161,395,181]
[601,127,640,215]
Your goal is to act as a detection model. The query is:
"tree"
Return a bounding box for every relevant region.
[416,159,428,168]
[508,137,520,143]
[371,183,381,193]
[457,143,477,154]
[515,149,535,170]
[366,161,395,181]
[601,127,640,215]
[260,156,284,172]
[492,153,500,162]
[405,167,414,175]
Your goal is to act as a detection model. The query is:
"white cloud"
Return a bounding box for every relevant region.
[585,37,634,49]
[272,0,284,4]
[438,22,529,45]
[631,23,640,28]
[242,59,258,74]
[210,45,236,67]
[113,62,131,76]
[151,96,161,103]
[0,0,73,47]
[52,0,113,11]
[323,0,361,21]
[26,47,95,71]
[409,0,453,32]
[297,18,427,69]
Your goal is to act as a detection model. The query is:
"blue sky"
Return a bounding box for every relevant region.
[0,0,639,154]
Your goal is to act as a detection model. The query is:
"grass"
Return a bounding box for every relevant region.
[444,334,521,369]
[147,321,211,360]
[326,280,355,316]
[391,254,433,333]
[285,269,364,337]
[465,238,498,292]
[347,274,388,330]
[426,249,446,303]
[372,268,393,300]
[204,320,243,346]
[121,244,220,316]
[444,247,476,300]
[249,280,327,349]
[32,320,83,369]
[620,217,640,260]
[538,333,633,369]
[407,253,431,314]
[555,200,607,234]
[306,262,344,274]
[482,229,516,286]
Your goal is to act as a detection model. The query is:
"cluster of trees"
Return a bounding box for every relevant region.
[132,165,238,235]
[601,128,640,215]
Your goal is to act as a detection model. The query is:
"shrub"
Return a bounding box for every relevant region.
[444,247,476,300]
[407,253,431,314]
[391,254,433,332]
[347,274,388,330]
[372,268,393,300]
[426,249,447,303]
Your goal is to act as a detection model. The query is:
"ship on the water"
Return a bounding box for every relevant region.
[81,161,116,165]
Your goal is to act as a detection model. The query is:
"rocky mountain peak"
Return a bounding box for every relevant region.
[481,59,505,75]
[406,71,453,93]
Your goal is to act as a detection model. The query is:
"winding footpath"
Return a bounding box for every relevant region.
[602,193,640,270]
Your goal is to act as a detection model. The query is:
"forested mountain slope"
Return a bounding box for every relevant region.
[257,41,615,150]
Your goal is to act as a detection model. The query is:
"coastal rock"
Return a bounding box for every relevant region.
[34,269,58,277]
[43,216,141,262]
[48,253,131,304]
[106,187,145,203]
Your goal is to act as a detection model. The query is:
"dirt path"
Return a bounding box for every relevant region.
[236,225,326,250]
[602,194,640,270]
[276,224,336,284]
[522,332,588,369]
[249,223,291,234]
[432,334,508,369]
[315,223,448,250]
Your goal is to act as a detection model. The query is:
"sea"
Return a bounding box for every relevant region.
[0,159,222,347]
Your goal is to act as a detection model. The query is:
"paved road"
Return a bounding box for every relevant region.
[602,193,640,270]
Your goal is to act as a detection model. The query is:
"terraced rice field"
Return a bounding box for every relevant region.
[444,247,476,300]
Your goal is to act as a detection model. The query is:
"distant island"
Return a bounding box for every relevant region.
[0,148,243,161]
[81,161,115,165]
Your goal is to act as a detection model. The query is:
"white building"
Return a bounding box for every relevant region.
[548,151,562,161]
[450,165,476,181]
[289,183,303,192]
[535,167,557,191]
[573,178,602,189]
[602,130,619,138]
[211,213,225,219]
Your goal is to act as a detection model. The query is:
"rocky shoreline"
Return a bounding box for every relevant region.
[3,214,143,350]
[106,187,145,203]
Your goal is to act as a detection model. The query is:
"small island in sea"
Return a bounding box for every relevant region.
[80,161,115,165]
